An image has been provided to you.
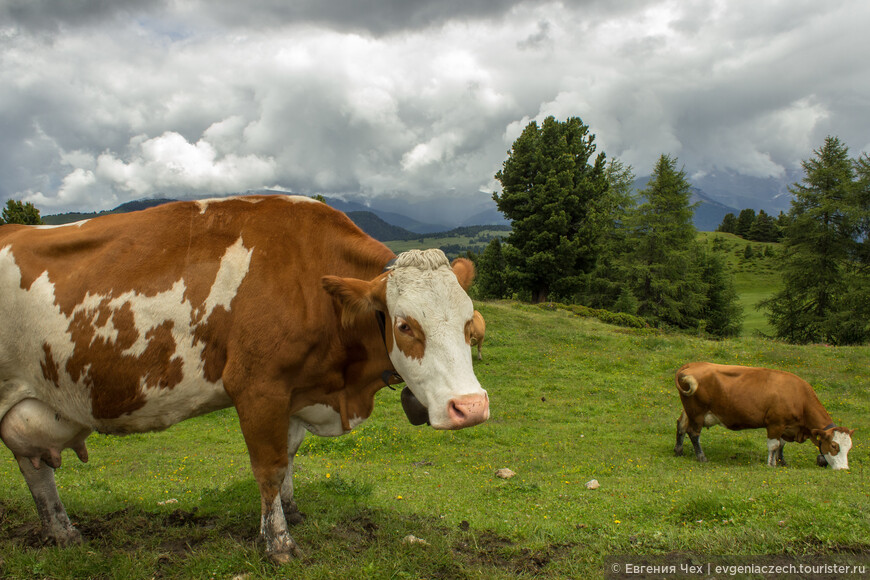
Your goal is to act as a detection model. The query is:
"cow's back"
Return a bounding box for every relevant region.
[0,196,394,432]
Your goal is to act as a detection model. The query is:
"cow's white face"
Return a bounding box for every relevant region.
[821,430,853,470]
[383,251,488,429]
[321,249,489,430]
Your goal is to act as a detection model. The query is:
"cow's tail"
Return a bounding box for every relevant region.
[676,373,698,397]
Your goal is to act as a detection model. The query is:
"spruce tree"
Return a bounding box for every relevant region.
[761,136,867,344]
[620,155,706,329]
[493,116,612,303]
[475,238,508,299]
[2,200,44,225]
[717,213,737,234]
[735,208,756,238]
[699,251,743,337]
[747,209,779,242]
[585,158,637,308]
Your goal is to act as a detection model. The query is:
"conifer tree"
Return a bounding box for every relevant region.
[620,155,706,329]
[493,116,612,303]
[584,158,637,308]
[717,213,737,234]
[475,238,508,299]
[1,200,44,225]
[699,251,743,337]
[735,208,756,238]
[762,136,867,344]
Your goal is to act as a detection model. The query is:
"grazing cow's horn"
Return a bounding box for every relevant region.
[401,387,430,426]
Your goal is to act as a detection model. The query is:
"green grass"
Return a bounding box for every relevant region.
[2,302,867,578]
[698,232,783,336]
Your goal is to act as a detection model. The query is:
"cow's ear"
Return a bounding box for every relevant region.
[322,274,388,327]
[811,429,829,444]
[451,258,476,292]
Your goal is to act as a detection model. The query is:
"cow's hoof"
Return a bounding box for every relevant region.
[268,544,303,565]
[674,447,684,457]
[44,526,82,547]
[696,455,708,463]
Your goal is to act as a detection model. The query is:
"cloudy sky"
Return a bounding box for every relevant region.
[2,0,869,215]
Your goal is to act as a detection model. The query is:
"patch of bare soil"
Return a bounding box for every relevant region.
[452,529,577,576]
[0,502,253,553]
[327,510,380,554]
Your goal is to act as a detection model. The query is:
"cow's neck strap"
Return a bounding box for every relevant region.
[377,259,403,389]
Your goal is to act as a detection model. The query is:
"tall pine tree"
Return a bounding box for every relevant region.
[620,155,706,329]
[475,238,509,299]
[761,136,867,344]
[493,116,612,303]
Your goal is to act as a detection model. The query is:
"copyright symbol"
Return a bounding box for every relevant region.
[611,563,620,573]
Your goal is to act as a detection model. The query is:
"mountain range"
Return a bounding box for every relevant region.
[41,171,798,235]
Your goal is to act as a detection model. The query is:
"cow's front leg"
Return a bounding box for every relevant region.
[766,438,785,467]
[15,456,81,546]
[235,395,301,564]
[280,417,306,525]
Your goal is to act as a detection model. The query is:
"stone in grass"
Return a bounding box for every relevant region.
[495,468,516,479]
[402,535,430,546]
[585,479,600,490]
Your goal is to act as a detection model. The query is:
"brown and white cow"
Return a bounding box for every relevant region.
[674,362,853,469]
[0,195,489,562]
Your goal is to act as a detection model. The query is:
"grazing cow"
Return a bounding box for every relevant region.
[673,362,853,469]
[0,195,489,563]
[469,310,486,360]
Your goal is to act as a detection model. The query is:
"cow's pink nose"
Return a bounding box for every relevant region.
[447,394,489,429]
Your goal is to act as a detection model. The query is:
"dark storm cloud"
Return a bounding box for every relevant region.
[1,0,868,216]
[1,0,166,32]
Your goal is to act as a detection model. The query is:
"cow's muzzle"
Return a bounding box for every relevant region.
[400,388,490,429]
[446,393,489,429]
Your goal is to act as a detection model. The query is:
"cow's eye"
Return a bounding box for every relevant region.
[396,320,413,336]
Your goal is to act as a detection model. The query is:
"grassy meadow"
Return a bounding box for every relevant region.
[1,301,867,579]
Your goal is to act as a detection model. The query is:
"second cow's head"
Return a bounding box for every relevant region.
[322,249,489,430]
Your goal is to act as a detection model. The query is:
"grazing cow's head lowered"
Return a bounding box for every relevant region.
[322,249,489,430]
[813,427,854,470]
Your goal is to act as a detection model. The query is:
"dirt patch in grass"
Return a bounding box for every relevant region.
[0,501,252,552]
[452,530,577,576]
[327,510,380,553]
